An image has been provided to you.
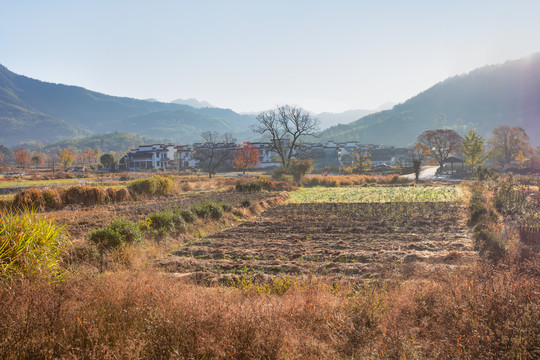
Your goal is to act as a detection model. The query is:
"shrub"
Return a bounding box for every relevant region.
[241,199,252,208]
[220,202,233,212]
[236,181,263,192]
[171,210,188,233]
[176,209,197,223]
[288,159,314,182]
[0,208,69,280]
[191,201,224,220]
[148,212,176,236]
[90,228,123,251]
[155,175,174,195]
[107,219,143,244]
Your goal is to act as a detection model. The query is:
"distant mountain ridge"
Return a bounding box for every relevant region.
[315,102,396,129]
[0,64,255,146]
[319,54,540,146]
[171,98,214,108]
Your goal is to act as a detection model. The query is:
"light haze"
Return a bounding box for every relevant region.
[1,0,539,113]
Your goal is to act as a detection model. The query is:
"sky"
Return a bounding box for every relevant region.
[1,0,540,114]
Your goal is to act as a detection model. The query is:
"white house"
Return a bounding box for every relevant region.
[125,144,175,171]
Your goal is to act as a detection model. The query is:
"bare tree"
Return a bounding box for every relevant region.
[417,129,462,171]
[197,131,236,178]
[252,105,319,168]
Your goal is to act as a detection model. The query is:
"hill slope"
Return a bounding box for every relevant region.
[0,64,255,146]
[320,54,540,146]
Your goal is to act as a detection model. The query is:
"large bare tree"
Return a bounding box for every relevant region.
[417,129,462,170]
[252,105,319,168]
[197,131,236,178]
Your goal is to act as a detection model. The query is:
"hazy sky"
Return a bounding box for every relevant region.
[1,0,539,113]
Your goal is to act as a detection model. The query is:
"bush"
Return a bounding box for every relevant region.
[0,208,69,280]
[176,209,197,223]
[171,210,188,233]
[191,201,224,220]
[107,219,143,244]
[220,203,233,212]
[148,212,175,236]
[148,211,187,236]
[90,228,123,251]
[287,159,314,182]
[241,199,252,208]
[236,181,263,192]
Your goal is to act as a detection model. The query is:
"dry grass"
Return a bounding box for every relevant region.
[0,259,537,359]
[302,174,412,187]
[1,177,538,359]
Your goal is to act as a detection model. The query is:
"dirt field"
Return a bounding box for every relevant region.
[162,200,476,279]
[47,190,282,239]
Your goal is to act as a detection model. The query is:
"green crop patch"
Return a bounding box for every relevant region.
[289,185,463,203]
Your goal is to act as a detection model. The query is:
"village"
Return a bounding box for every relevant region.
[122,141,413,172]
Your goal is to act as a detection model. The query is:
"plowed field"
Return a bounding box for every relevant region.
[163,199,475,279]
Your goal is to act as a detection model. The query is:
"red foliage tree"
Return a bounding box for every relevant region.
[14,148,30,168]
[417,129,462,170]
[233,142,260,174]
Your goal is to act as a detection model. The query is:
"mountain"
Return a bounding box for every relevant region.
[315,109,374,129]
[171,98,214,108]
[319,54,540,146]
[0,64,255,146]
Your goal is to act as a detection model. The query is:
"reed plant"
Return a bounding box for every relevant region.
[0,208,69,281]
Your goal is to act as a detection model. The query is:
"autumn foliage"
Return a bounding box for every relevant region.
[232,142,260,173]
[14,148,30,167]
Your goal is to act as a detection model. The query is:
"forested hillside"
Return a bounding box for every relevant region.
[320,54,540,146]
[0,64,255,146]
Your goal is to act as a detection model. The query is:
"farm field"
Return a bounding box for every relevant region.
[1,174,538,359]
[289,185,463,203]
[48,190,284,239]
[164,185,475,280]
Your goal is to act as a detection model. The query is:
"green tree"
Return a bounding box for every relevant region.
[287,159,314,182]
[100,153,116,169]
[461,129,486,169]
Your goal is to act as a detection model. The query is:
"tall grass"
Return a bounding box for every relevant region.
[0,208,70,280]
[0,263,537,359]
[302,174,411,187]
